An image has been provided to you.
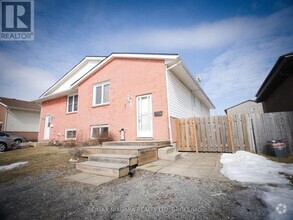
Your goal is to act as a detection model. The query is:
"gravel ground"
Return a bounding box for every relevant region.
[0,169,268,220]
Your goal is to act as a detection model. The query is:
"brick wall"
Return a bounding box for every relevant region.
[39,58,170,142]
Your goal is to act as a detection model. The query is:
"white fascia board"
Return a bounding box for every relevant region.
[111,53,179,61]
[39,56,105,98]
[9,107,40,112]
[0,102,7,108]
[71,53,179,89]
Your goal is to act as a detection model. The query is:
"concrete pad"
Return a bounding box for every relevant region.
[138,152,227,181]
[188,166,214,174]
[194,159,216,166]
[137,164,165,172]
[183,169,210,179]
[172,158,195,165]
[158,166,187,175]
[64,173,116,186]
[168,163,192,169]
[150,160,173,166]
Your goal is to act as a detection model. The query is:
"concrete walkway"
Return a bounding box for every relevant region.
[138,152,228,181]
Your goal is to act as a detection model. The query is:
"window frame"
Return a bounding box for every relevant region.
[65,129,77,140]
[67,94,78,113]
[92,81,110,107]
[90,125,109,139]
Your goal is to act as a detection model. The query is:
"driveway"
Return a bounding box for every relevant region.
[0,147,267,219]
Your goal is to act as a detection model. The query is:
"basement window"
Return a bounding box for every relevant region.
[67,94,78,113]
[91,125,109,139]
[65,129,76,140]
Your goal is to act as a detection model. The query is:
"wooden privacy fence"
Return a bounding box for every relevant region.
[176,112,293,154]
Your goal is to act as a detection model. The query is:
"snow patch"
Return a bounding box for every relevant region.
[0,162,28,171]
[220,151,293,219]
[261,186,293,220]
[220,150,293,184]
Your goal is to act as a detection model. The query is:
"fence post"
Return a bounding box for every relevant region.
[192,117,198,154]
[227,115,235,153]
[177,119,181,151]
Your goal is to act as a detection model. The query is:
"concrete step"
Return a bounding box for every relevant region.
[76,161,129,177]
[158,146,175,156]
[88,153,138,166]
[159,152,182,161]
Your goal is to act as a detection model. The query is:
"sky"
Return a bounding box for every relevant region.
[0,0,292,114]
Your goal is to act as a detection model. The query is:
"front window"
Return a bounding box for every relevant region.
[65,129,76,140]
[91,125,109,139]
[93,81,110,106]
[67,94,78,113]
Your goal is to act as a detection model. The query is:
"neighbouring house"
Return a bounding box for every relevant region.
[35,53,215,143]
[224,100,264,115]
[0,97,41,141]
[256,52,293,113]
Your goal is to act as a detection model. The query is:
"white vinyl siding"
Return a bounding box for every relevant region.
[6,109,40,132]
[167,71,209,118]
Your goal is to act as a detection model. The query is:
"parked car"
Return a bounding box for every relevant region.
[0,132,26,145]
[0,136,16,152]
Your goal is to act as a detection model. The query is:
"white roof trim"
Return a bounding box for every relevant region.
[35,89,76,103]
[39,56,106,98]
[0,102,7,108]
[36,53,214,109]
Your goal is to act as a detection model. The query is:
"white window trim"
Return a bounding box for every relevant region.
[92,81,110,107]
[67,94,78,113]
[65,128,77,140]
[90,125,109,139]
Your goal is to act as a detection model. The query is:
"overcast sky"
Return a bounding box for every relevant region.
[0,0,292,114]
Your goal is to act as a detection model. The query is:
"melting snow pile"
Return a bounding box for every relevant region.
[0,162,28,171]
[221,151,293,184]
[221,151,293,219]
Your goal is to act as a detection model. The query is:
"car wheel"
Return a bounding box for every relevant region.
[15,139,22,145]
[0,143,7,152]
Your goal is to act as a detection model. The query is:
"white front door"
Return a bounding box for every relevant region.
[137,94,153,138]
[44,115,51,140]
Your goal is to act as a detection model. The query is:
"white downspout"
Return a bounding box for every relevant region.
[165,68,172,144]
[4,107,10,131]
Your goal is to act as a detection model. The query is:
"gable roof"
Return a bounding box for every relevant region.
[39,56,106,98]
[256,52,293,102]
[224,100,256,114]
[0,97,40,111]
[36,52,215,109]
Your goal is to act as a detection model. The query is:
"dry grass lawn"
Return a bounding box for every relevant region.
[0,146,78,183]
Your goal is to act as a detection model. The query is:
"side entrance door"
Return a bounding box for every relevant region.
[44,115,51,140]
[137,94,153,138]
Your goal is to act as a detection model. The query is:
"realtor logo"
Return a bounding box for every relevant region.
[0,0,34,40]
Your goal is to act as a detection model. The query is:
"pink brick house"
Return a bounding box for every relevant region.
[36,53,214,143]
